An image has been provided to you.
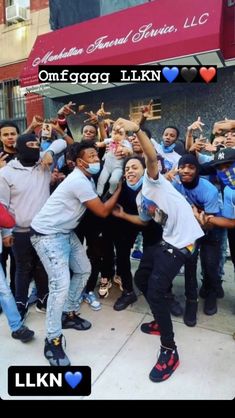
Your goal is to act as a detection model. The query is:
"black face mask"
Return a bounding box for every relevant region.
[181,175,200,189]
[178,154,200,189]
[16,134,40,166]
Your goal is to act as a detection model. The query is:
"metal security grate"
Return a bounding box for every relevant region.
[0,79,27,132]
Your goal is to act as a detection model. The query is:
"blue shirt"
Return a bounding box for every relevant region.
[222,186,235,219]
[172,177,220,214]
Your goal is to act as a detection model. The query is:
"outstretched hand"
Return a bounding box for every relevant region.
[188,116,205,132]
[58,101,76,116]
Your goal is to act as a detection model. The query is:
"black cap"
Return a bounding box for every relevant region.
[211,147,235,167]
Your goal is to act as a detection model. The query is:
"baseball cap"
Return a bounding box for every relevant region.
[211,147,235,167]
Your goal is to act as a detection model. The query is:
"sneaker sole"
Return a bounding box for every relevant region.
[141,328,161,336]
[183,318,196,327]
[20,335,35,343]
[44,355,71,366]
[204,307,217,316]
[12,332,35,343]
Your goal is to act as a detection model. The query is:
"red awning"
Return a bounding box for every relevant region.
[20,0,223,87]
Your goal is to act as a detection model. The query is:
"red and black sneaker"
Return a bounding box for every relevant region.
[140,320,161,335]
[149,346,179,382]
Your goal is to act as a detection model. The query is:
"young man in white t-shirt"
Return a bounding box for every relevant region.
[30,140,121,367]
[112,118,204,383]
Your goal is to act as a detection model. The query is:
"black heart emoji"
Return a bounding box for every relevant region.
[181,67,197,82]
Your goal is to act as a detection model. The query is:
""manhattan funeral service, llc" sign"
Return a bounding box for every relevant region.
[20,0,223,87]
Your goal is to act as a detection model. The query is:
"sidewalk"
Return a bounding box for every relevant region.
[0,259,235,400]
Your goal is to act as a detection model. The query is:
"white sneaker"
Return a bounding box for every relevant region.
[84,292,101,311]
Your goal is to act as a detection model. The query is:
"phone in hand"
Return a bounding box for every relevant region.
[41,122,52,138]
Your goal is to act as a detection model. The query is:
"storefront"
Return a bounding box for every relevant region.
[19,0,235,138]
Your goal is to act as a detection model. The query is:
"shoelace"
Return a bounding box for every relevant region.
[157,348,174,365]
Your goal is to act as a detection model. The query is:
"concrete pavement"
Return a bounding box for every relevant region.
[0,259,235,400]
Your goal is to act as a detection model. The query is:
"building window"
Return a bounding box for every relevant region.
[129,98,161,122]
[0,80,26,131]
[5,0,30,25]
[5,0,30,7]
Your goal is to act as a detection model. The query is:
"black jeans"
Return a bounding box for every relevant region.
[134,241,188,348]
[228,228,235,270]
[199,228,222,292]
[12,232,49,308]
[75,214,115,293]
[113,228,138,293]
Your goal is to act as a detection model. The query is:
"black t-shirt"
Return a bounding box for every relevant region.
[0,146,17,163]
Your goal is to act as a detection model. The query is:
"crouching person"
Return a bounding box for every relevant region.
[30,140,121,366]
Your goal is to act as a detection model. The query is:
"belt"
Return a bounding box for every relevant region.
[29,227,46,236]
[159,240,195,256]
[179,247,191,256]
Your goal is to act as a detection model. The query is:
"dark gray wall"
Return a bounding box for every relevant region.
[49,0,150,30]
[45,66,235,141]
[49,0,100,30]
[100,0,149,16]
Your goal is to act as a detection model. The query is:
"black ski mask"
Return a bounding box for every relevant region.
[16,133,40,166]
[178,154,200,189]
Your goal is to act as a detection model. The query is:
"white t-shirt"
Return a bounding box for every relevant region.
[136,171,204,249]
[152,142,181,172]
[31,168,97,234]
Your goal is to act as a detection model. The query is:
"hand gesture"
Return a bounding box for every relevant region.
[212,118,235,134]
[113,118,139,133]
[50,120,64,136]
[3,235,14,247]
[140,99,153,118]
[188,117,205,132]
[96,102,111,119]
[84,110,98,124]
[165,168,179,182]
[58,101,76,116]
[41,152,53,169]
[30,115,43,130]
[0,152,9,168]
[204,143,217,153]
[51,168,65,184]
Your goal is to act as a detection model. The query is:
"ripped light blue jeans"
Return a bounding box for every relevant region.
[31,231,91,340]
[0,262,22,332]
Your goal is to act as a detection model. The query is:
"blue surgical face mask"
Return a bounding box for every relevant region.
[161,141,176,153]
[126,176,143,191]
[85,162,100,175]
[216,162,235,189]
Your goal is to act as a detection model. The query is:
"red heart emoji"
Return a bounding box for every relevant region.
[199,67,216,83]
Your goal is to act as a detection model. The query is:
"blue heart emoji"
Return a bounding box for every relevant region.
[65,371,83,389]
[162,67,179,83]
